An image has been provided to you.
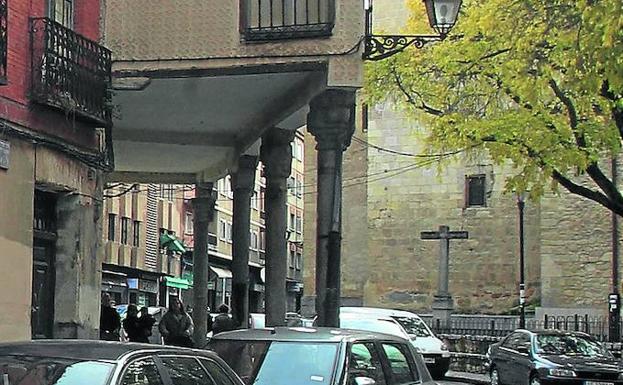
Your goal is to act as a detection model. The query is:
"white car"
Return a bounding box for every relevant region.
[340,307,451,379]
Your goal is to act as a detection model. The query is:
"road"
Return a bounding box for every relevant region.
[439,381,472,385]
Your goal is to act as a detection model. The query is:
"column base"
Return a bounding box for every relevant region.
[432,295,454,329]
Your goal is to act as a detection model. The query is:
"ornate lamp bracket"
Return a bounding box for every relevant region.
[363,34,443,61]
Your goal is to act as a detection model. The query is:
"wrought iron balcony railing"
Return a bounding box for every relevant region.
[30,18,112,125]
[242,0,334,41]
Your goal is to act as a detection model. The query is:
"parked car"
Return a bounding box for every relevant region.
[340,307,450,379]
[0,339,244,385]
[207,327,436,385]
[487,329,623,385]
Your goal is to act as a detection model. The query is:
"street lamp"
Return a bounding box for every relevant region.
[364,0,463,61]
[516,192,527,329]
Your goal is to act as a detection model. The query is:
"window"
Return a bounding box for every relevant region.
[348,343,387,385]
[259,229,266,251]
[107,213,116,241]
[466,174,486,207]
[185,212,194,235]
[250,231,259,250]
[133,220,141,247]
[296,140,304,161]
[259,187,266,213]
[289,213,295,231]
[226,176,233,198]
[295,213,302,234]
[167,184,174,202]
[199,359,235,385]
[0,0,6,84]
[296,252,302,270]
[227,222,233,242]
[219,219,227,241]
[289,249,296,269]
[296,175,303,198]
[121,217,130,245]
[287,177,295,195]
[381,343,419,384]
[251,191,259,210]
[160,357,214,385]
[48,0,73,29]
[121,358,164,385]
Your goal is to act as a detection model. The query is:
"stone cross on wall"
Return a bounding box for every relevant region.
[421,225,468,328]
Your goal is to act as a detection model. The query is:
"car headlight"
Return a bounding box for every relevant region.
[441,343,449,351]
[548,368,577,377]
[618,372,623,380]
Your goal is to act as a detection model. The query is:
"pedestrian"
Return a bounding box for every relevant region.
[212,303,237,335]
[100,292,121,341]
[122,304,148,343]
[207,306,213,334]
[159,298,194,347]
[138,307,156,342]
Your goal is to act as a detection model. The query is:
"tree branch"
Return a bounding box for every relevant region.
[552,169,623,216]
[600,80,623,140]
[391,69,444,116]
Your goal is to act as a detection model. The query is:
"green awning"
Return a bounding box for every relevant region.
[160,233,186,253]
[165,276,192,289]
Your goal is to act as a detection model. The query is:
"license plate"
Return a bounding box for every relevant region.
[585,382,614,385]
[423,358,435,364]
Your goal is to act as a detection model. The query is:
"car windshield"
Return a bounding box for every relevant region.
[0,355,114,385]
[392,316,431,338]
[535,334,613,358]
[340,317,409,339]
[209,340,339,385]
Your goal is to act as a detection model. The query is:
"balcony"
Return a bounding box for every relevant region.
[30,18,112,125]
[242,0,335,41]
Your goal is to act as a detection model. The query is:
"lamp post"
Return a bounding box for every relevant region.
[516,192,527,329]
[363,0,462,61]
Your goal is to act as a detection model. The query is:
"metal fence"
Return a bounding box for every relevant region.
[424,314,621,342]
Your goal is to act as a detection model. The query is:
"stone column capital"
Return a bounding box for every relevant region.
[308,89,357,151]
[232,155,259,192]
[260,127,295,181]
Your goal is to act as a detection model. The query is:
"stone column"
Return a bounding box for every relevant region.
[192,182,216,347]
[308,89,356,327]
[231,155,259,328]
[261,127,295,327]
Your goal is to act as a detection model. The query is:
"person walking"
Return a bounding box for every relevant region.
[138,307,156,342]
[123,304,148,343]
[212,304,237,335]
[100,293,121,341]
[159,298,194,347]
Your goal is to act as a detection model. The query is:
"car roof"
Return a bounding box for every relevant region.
[210,327,409,343]
[0,340,216,361]
[341,307,423,319]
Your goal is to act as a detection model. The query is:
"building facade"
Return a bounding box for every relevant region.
[0,0,111,341]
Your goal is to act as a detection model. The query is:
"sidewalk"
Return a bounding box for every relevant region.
[444,370,490,384]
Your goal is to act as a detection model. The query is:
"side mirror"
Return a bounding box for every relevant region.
[353,377,376,385]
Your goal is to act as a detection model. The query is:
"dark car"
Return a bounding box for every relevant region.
[207,326,436,385]
[0,340,243,385]
[487,329,623,385]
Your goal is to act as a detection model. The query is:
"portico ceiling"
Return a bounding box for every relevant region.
[109,65,326,183]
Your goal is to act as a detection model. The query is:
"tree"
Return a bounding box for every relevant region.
[366,0,623,215]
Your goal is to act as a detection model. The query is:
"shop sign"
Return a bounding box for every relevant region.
[139,279,159,293]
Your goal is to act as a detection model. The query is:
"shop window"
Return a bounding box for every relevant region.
[466,174,486,207]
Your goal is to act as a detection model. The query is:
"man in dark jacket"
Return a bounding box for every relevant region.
[212,304,237,335]
[159,298,194,347]
[100,293,121,341]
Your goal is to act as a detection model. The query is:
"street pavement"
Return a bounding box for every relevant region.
[443,370,490,385]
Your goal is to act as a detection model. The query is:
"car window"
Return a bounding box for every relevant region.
[501,332,522,350]
[535,334,614,358]
[391,316,432,338]
[160,357,214,385]
[0,356,114,385]
[380,343,419,384]
[199,359,235,385]
[121,358,165,385]
[208,340,270,384]
[253,342,338,385]
[348,343,387,385]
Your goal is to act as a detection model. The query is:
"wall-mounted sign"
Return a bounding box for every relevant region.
[0,139,9,170]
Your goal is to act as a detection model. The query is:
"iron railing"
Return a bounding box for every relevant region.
[425,314,622,342]
[30,17,112,125]
[0,0,6,84]
[242,0,335,41]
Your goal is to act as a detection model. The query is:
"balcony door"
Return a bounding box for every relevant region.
[48,0,73,28]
